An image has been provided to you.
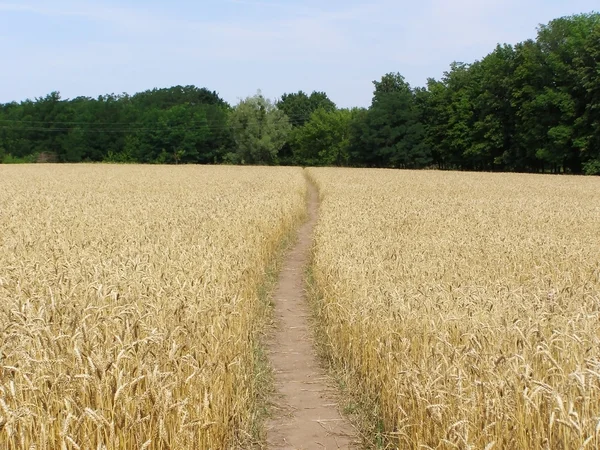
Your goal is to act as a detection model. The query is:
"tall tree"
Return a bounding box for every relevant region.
[277,91,336,164]
[277,91,336,127]
[350,73,430,168]
[468,44,517,170]
[578,18,600,174]
[229,92,291,165]
[291,108,356,166]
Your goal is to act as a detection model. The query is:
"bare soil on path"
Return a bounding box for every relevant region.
[266,180,357,450]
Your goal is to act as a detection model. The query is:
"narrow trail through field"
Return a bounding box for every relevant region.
[266,179,357,449]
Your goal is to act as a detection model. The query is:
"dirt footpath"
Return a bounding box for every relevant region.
[266,180,357,449]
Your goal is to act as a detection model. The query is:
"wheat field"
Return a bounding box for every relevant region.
[0,165,306,450]
[307,168,600,449]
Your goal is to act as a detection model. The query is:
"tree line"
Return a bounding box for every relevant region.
[1,13,599,174]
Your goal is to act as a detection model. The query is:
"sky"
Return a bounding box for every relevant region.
[0,0,598,108]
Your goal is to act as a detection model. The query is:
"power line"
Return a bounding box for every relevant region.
[0,116,319,134]
[0,111,326,127]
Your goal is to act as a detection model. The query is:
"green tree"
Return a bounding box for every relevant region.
[131,86,227,110]
[417,80,451,169]
[578,19,600,173]
[291,108,356,166]
[276,91,336,164]
[128,105,211,164]
[26,92,72,161]
[277,91,336,127]
[350,73,430,168]
[510,13,600,173]
[61,129,87,162]
[229,92,291,165]
[468,45,517,170]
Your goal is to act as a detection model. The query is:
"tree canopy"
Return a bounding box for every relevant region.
[228,92,291,165]
[1,13,599,174]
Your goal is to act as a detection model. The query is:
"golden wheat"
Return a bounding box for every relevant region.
[0,164,306,450]
[307,167,600,449]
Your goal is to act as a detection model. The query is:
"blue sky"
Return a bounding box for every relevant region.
[0,0,597,107]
